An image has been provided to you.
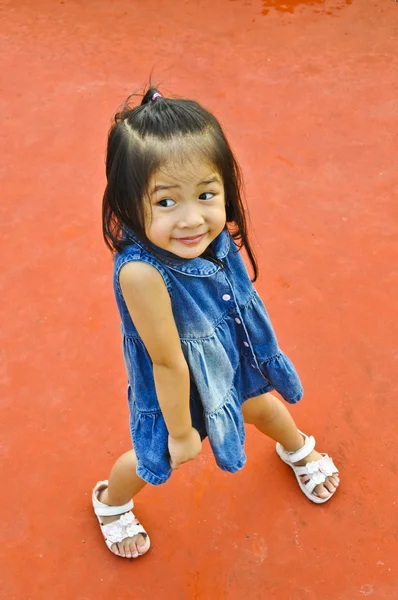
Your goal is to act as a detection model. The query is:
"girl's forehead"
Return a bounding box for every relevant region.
[150,157,221,187]
[148,134,221,185]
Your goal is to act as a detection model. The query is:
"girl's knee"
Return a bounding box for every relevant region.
[242,392,277,425]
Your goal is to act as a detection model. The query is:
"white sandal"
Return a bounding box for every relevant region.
[276,431,339,504]
[92,480,151,557]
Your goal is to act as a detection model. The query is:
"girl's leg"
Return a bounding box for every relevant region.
[98,449,149,558]
[242,392,339,498]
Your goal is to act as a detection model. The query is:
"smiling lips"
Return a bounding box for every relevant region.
[174,233,206,246]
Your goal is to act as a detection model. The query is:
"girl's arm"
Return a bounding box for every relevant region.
[119,262,201,466]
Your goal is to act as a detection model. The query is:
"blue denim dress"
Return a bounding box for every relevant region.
[113,228,303,485]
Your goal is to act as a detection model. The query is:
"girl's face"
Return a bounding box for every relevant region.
[145,156,227,259]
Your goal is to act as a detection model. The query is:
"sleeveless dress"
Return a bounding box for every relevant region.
[113,228,303,485]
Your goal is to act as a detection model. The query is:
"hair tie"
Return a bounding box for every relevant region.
[151,92,162,101]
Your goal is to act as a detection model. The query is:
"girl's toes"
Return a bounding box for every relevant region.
[315,484,331,498]
[108,536,149,559]
[324,479,336,494]
[130,540,139,559]
[124,543,132,559]
[331,474,340,486]
[137,534,149,555]
[130,540,137,558]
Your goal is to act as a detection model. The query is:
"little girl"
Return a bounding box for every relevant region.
[92,87,340,559]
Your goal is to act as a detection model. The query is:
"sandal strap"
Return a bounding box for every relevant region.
[300,477,318,496]
[92,480,134,517]
[282,431,316,463]
[296,454,338,485]
[95,501,134,517]
[101,511,148,545]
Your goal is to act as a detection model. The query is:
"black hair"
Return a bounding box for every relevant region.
[102,86,258,281]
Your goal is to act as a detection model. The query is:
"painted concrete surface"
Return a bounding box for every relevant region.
[1,0,398,598]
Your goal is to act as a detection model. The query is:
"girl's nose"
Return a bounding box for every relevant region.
[178,206,205,229]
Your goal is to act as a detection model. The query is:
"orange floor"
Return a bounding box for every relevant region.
[2,1,398,598]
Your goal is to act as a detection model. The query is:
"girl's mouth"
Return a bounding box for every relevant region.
[175,233,206,246]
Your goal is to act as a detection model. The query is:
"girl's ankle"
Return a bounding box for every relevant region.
[284,432,306,453]
[98,488,110,505]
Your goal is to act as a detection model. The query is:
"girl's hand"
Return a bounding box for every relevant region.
[168,428,202,469]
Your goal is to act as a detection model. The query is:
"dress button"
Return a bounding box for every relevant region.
[243,341,249,347]
[235,318,241,324]
[222,294,231,301]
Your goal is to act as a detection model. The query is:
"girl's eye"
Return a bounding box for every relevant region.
[199,192,214,201]
[158,198,176,208]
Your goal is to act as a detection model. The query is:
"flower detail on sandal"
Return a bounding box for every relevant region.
[102,512,142,544]
[305,456,336,485]
[102,521,126,545]
[120,511,138,529]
